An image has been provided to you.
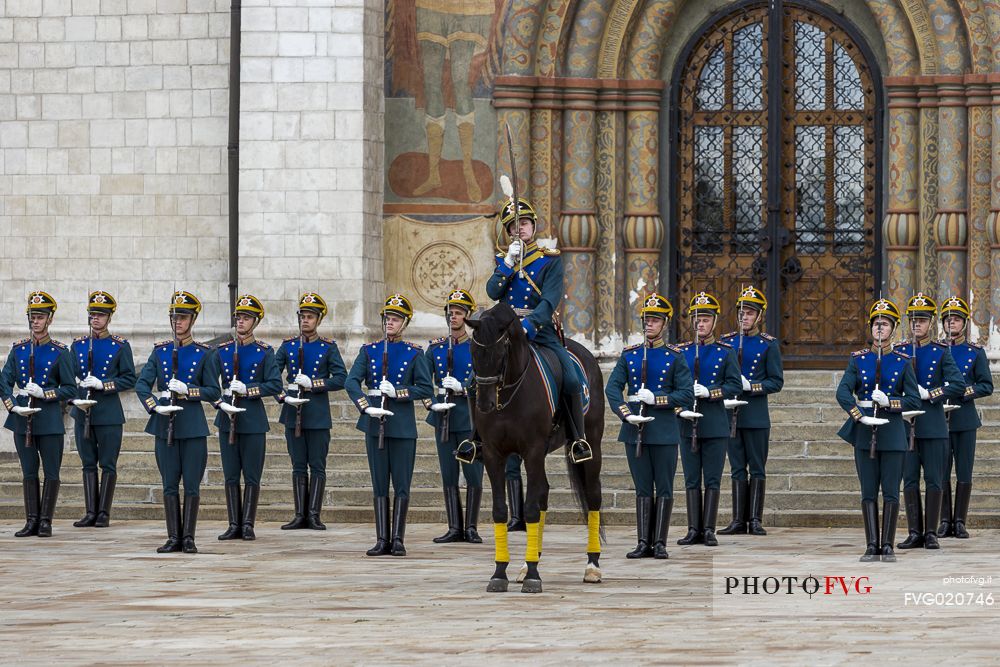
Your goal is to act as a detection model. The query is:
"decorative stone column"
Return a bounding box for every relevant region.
[965,77,992,338]
[883,81,920,307]
[934,77,968,298]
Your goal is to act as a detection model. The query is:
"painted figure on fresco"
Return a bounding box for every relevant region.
[386,0,504,203]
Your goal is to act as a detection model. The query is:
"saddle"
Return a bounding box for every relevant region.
[529,343,590,420]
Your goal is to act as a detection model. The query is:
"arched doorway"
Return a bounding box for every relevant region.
[670,0,883,368]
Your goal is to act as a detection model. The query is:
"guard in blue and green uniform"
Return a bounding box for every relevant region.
[69,290,137,528]
[937,296,994,539]
[213,294,282,542]
[1,291,77,538]
[135,290,221,554]
[605,293,694,560]
[345,294,434,557]
[836,298,921,562]
[676,292,742,547]
[424,288,484,544]
[274,291,347,531]
[719,286,783,536]
[892,293,965,551]
[485,195,591,464]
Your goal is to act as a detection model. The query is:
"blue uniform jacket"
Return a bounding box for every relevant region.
[70,334,137,426]
[945,339,994,432]
[345,339,434,439]
[677,339,743,440]
[135,339,221,440]
[274,335,347,430]
[892,339,966,439]
[836,347,922,451]
[719,331,784,428]
[486,243,562,346]
[1,337,77,436]
[213,338,282,434]
[423,334,474,434]
[604,339,694,446]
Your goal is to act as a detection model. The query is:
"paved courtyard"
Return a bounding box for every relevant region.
[2,521,999,664]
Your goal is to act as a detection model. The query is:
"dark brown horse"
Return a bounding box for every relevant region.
[466,302,604,593]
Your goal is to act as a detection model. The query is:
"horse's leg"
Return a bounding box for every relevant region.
[519,446,546,593]
[482,445,510,592]
[582,456,603,583]
[538,474,549,557]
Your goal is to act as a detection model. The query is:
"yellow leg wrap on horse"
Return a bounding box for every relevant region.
[494,523,510,563]
[587,511,601,553]
[525,522,540,562]
[538,510,547,554]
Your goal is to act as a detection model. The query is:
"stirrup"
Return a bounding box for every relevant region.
[570,438,593,463]
[455,439,480,465]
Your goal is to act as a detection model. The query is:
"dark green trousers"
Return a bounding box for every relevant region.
[903,437,947,490]
[680,436,727,490]
[74,422,123,474]
[14,433,63,481]
[854,449,903,502]
[727,427,769,481]
[945,430,977,483]
[436,430,483,487]
[625,443,677,498]
[285,427,330,479]
[219,432,267,487]
[365,435,415,498]
[505,453,522,481]
[155,436,207,497]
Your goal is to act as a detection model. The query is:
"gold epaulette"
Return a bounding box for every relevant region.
[404,341,423,350]
[74,335,87,343]
[50,339,67,349]
[760,332,777,341]
[429,337,447,346]
[320,336,335,345]
[623,343,641,352]
[154,339,172,348]
[193,341,212,350]
[677,341,692,349]
[283,335,299,343]
[255,340,272,350]
[893,350,910,360]
[716,340,732,348]
[666,343,683,353]
[13,338,29,347]
[852,348,869,357]
[721,331,738,339]
[541,247,561,256]
[112,334,129,344]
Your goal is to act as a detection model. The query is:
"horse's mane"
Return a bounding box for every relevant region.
[475,302,518,344]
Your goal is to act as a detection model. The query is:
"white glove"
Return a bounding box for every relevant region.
[364,406,394,418]
[71,399,97,409]
[430,402,455,413]
[741,375,752,392]
[724,399,748,409]
[918,385,930,401]
[678,410,703,420]
[870,388,889,407]
[859,416,889,427]
[943,403,961,413]
[902,410,925,423]
[24,382,44,399]
[693,383,709,399]
[229,379,247,396]
[219,402,246,415]
[504,240,523,267]
[379,379,397,398]
[441,376,463,393]
[635,388,655,405]
[625,414,654,424]
[12,406,41,416]
[284,396,309,407]
[81,375,103,390]
[154,405,183,415]
[168,378,189,395]
[294,373,312,389]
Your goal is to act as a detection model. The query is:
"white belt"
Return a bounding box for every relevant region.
[286,384,305,392]
[367,390,383,397]
[626,395,643,403]
[157,391,172,399]
[857,401,873,408]
[513,308,534,317]
[13,387,28,398]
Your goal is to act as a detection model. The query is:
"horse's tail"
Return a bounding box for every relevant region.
[564,452,589,515]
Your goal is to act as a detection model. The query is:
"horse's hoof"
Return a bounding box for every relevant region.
[583,564,602,583]
[515,562,528,583]
[487,578,509,593]
[521,579,543,594]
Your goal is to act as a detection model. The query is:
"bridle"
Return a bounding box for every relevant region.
[470,326,530,412]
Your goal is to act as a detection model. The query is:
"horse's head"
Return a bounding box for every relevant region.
[467,303,523,413]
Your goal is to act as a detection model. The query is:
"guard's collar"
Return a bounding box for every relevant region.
[645,337,665,348]
[236,334,256,346]
[949,334,966,345]
[698,334,716,346]
[32,334,51,346]
[451,332,469,344]
[176,335,194,347]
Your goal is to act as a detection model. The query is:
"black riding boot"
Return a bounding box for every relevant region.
[433,486,464,543]
[218,482,242,540]
[73,470,99,527]
[937,479,954,537]
[565,392,592,463]
[507,478,526,531]
[37,479,60,537]
[306,475,327,530]
[182,496,199,553]
[702,487,720,546]
[718,479,748,535]
[748,478,767,535]
[626,496,653,558]
[464,486,483,543]
[652,497,673,559]
[15,478,40,537]
[897,487,924,549]
[677,488,703,545]
[881,500,899,562]
[391,496,409,556]
[923,488,942,549]
[281,474,308,530]
[859,499,879,561]
[366,496,391,556]
[157,495,182,553]
[94,471,116,527]
[954,481,973,539]
[241,484,260,541]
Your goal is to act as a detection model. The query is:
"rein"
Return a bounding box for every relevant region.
[471,328,531,412]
